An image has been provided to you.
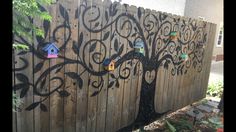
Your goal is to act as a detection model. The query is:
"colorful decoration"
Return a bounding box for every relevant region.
[170,31,178,40]
[134,41,144,55]
[103,58,115,71]
[42,42,59,58]
[181,53,188,61]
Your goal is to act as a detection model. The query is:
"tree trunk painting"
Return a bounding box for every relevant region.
[13,0,213,131]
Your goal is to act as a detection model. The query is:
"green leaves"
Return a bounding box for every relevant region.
[13,0,53,49]
[166,120,176,132]
[13,43,29,50]
[207,81,223,98]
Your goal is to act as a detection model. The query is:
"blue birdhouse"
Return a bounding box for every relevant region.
[134,41,144,55]
[103,58,115,71]
[42,42,59,58]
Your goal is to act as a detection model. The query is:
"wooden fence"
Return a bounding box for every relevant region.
[12,0,216,131]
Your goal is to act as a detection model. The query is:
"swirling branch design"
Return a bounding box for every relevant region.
[13,1,208,126]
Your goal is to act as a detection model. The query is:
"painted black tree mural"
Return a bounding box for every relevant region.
[13,0,208,131]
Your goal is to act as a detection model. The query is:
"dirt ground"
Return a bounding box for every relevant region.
[133,97,223,132]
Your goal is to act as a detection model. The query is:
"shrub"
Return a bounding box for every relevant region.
[207,81,223,98]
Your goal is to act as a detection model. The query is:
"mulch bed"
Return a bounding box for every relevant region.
[133,98,223,132]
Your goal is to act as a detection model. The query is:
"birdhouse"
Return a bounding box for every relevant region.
[42,42,59,58]
[170,31,178,40]
[103,58,115,71]
[134,41,144,55]
[181,53,188,61]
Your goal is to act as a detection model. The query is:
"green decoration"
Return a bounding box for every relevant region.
[170,31,177,36]
[181,53,188,59]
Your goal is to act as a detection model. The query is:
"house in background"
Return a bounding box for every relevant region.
[112,0,223,62]
[184,0,223,61]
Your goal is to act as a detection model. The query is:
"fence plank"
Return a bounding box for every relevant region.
[63,0,78,131]
[15,39,34,132]
[12,50,17,132]
[75,0,89,131]
[119,3,132,128]
[127,5,140,125]
[92,0,109,131]
[13,28,34,132]
[33,9,51,131]
[49,1,66,131]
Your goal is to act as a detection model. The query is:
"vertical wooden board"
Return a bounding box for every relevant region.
[181,72,188,107]
[33,12,51,132]
[12,50,17,132]
[189,70,197,104]
[201,23,212,97]
[166,65,174,110]
[112,5,125,131]
[63,0,78,131]
[196,21,205,100]
[126,5,140,125]
[95,1,110,131]
[199,22,211,98]
[184,52,191,106]
[195,69,202,101]
[193,20,204,101]
[104,1,120,131]
[119,3,132,128]
[49,1,65,132]
[85,0,105,131]
[176,74,184,109]
[75,0,89,131]
[172,70,181,110]
[170,69,178,110]
[164,13,176,111]
[134,6,144,119]
[112,3,128,130]
[135,61,143,118]
[14,41,23,132]
[161,69,169,111]
[121,4,139,126]
[202,23,217,96]
[33,18,43,132]
[155,66,165,112]
[16,47,34,132]
[14,32,34,132]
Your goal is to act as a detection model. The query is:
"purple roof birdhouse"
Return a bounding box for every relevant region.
[42,43,59,58]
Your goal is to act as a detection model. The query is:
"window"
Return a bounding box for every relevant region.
[217,23,223,47]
